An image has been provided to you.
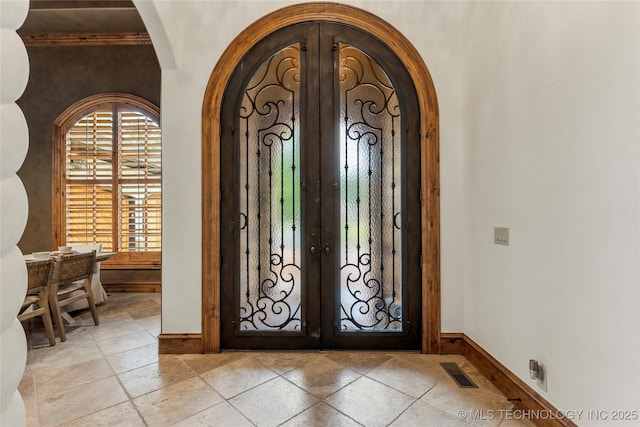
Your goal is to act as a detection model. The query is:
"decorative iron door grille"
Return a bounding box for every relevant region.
[220,22,421,350]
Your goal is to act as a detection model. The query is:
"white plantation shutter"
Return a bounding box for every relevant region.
[62,102,161,259]
[66,183,113,251]
[66,112,113,179]
[65,111,115,251]
[117,110,161,251]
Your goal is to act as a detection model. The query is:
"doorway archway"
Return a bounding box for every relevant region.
[202,2,440,353]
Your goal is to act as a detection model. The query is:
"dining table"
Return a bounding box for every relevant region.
[23,251,116,263]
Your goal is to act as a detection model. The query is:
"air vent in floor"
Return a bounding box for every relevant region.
[440,362,478,388]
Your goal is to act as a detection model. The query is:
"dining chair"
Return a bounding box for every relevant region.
[50,251,100,342]
[19,258,57,346]
[67,244,108,309]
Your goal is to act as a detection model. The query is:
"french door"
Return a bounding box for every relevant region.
[220,22,421,350]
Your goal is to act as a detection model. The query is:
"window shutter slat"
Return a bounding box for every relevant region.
[66,111,114,180]
[65,183,114,252]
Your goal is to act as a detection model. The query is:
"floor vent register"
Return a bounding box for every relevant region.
[440,362,478,388]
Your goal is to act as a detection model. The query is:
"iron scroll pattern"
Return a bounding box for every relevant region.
[338,44,403,331]
[238,45,302,331]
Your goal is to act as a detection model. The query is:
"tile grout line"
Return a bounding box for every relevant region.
[103,299,163,427]
[24,294,530,427]
[271,357,366,425]
[73,304,156,425]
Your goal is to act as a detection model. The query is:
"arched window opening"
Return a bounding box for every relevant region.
[53,93,161,268]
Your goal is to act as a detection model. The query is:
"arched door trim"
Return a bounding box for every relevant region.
[202,2,440,353]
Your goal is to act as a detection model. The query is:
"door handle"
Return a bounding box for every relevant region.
[324,246,331,254]
[310,245,317,255]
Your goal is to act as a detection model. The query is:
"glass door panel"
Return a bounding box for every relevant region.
[238,44,303,331]
[338,43,403,332]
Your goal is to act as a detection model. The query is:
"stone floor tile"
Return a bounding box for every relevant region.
[229,377,318,427]
[60,401,145,427]
[325,376,415,427]
[420,376,514,427]
[171,401,253,427]
[106,342,158,374]
[324,351,395,375]
[200,355,278,399]
[95,329,156,356]
[177,352,247,375]
[134,377,223,426]
[280,402,363,427]
[118,355,196,398]
[37,376,128,427]
[389,400,468,427]
[366,356,445,398]
[283,356,361,398]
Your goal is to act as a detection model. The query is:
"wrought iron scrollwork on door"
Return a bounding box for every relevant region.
[238,44,302,331]
[338,43,403,331]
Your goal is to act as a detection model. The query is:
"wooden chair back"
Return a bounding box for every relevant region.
[20,258,57,346]
[26,258,56,293]
[49,251,99,342]
[55,251,96,284]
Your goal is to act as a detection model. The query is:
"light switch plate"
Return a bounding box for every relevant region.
[494,227,509,246]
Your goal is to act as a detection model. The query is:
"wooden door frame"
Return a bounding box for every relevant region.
[202,2,440,353]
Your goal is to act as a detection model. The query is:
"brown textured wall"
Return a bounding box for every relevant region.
[17,44,161,285]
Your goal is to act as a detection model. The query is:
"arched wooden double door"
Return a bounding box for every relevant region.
[220,22,422,350]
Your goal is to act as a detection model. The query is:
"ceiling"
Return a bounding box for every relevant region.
[18,0,146,35]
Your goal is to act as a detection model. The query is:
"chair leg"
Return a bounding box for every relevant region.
[83,278,100,326]
[40,304,57,346]
[50,295,67,342]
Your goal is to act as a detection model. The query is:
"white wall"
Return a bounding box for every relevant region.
[461,1,640,422]
[141,0,639,420]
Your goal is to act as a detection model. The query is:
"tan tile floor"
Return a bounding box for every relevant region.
[19,293,535,427]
